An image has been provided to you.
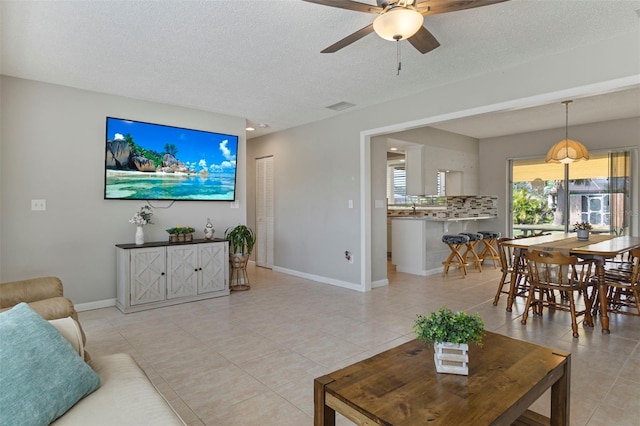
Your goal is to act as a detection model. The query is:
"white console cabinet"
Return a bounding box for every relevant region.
[116,239,229,313]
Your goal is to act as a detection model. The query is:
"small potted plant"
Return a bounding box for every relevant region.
[413,307,484,375]
[573,221,592,241]
[182,226,195,242]
[166,226,180,242]
[224,225,256,291]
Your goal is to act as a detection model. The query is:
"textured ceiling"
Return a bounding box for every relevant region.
[2,0,639,139]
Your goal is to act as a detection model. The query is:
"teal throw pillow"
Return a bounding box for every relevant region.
[0,302,101,425]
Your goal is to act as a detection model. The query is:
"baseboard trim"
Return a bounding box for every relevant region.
[395,266,444,276]
[75,299,116,312]
[372,278,389,288]
[272,266,364,292]
[75,266,393,310]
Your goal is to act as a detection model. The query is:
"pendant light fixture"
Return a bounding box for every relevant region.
[545,100,589,164]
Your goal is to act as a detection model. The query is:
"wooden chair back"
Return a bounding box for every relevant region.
[497,238,517,273]
[525,250,591,289]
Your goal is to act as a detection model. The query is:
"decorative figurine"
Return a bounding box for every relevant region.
[204,218,215,240]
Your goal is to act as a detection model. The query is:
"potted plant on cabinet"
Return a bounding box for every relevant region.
[181,226,195,242]
[166,225,196,242]
[413,307,485,375]
[166,226,180,242]
[224,224,256,291]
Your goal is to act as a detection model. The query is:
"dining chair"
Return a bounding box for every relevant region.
[592,247,640,317]
[522,250,594,337]
[493,238,528,306]
[604,249,635,283]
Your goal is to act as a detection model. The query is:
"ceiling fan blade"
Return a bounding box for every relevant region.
[408,26,440,54]
[321,24,375,53]
[415,0,508,16]
[302,0,384,15]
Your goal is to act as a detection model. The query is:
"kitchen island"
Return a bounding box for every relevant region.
[391,215,496,276]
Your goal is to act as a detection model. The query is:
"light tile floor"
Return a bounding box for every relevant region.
[79,263,640,425]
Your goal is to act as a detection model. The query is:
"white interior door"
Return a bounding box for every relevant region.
[256,156,274,268]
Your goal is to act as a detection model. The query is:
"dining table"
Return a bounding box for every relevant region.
[502,234,640,334]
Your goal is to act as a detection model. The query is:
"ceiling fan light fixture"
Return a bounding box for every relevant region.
[545,100,589,164]
[373,7,423,41]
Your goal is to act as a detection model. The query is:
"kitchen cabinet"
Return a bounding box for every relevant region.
[116,239,229,313]
[405,145,437,196]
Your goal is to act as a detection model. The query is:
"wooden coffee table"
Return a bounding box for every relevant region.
[314,331,570,426]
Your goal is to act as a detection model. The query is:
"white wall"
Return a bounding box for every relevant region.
[0,76,246,304]
[246,117,363,289]
[479,117,640,237]
[370,135,388,285]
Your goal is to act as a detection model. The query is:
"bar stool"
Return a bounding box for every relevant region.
[459,232,484,272]
[442,234,470,277]
[478,231,502,269]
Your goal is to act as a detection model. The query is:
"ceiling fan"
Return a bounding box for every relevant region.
[302,0,509,54]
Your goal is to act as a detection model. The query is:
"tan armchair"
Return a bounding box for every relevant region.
[0,276,89,359]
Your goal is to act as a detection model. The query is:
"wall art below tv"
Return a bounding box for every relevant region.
[104,117,238,201]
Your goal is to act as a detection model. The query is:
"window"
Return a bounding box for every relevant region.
[387,163,406,205]
[437,171,446,196]
[510,150,633,237]
[388,164,446,205]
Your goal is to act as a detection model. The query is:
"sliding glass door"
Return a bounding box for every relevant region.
[510,150,633,237]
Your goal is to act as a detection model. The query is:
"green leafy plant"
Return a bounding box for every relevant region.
[512,187,554,225]
[166,225,195,235]
[413,307,485,346]
[225,225,256,255]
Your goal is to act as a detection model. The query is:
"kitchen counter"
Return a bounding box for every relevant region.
[390,214,496,232]
[389,197,498,274]
[390,215,494,221]
[390,215,497,276]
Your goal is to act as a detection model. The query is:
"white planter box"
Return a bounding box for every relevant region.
[434,342,469,375]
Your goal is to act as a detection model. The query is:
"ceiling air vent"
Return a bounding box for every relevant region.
[326,101,355,112]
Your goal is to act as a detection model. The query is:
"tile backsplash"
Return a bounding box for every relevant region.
[426,196,498,218]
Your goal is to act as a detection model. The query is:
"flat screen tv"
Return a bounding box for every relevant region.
[104,117,238,201]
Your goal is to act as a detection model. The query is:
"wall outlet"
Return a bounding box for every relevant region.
[344,250,353,264]
[31,199,46,211]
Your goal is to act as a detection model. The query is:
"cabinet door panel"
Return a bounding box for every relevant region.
[167,245,198,299]
[199,243,226,293]
[131,248,166,305]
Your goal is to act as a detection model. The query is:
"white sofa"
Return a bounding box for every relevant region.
[50,317,185,426]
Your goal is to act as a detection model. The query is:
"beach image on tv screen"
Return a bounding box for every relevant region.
[105,117,238,201]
